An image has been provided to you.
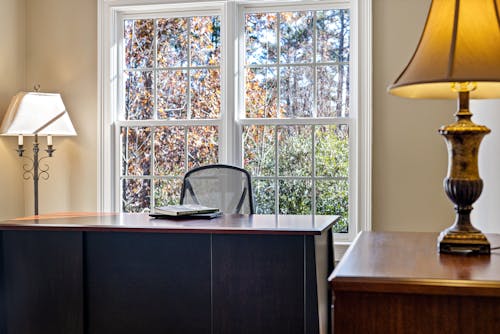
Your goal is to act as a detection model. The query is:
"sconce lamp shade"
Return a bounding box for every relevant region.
[388,0,500,99]
[0,92,76,136]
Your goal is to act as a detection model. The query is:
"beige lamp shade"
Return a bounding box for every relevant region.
[0,92,76,136]
[388,0,500,99]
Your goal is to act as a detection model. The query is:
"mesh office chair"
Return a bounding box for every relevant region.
[180,164,254,214]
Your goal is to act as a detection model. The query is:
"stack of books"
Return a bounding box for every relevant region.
[150,204,221,219]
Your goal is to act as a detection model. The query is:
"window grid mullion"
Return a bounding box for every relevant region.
[121,174,350,181]
[150,126,156,208]
[311,124,316,215]
[187,17,192,120]
[122,175,184,180]
[239,117,353,126]
[121,19,131,176]
[274,124,279,215]
[153,19,158,120]
[184,126,189,174]
[120,20,127,212]
[275,11,281,215]
[117,119,222,127]
[122,128,128,211]
[126,64,220,72]
[151,18,159,209]
[245,61,349,70]
[276,11,281,118]
[312,10,318,216]
[253,176,348,181]
[313,11,318,119]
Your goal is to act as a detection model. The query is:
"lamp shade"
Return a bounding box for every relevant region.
[0,92,76,136]
[388,0,500,99]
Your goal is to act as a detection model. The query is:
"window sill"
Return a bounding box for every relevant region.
[334,241,351,262]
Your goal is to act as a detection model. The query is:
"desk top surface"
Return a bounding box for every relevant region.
[0,212,338,235]
[329,231,500,296]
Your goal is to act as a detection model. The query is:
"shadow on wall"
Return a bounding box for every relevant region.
[0,137,24,219]
[471,99,500,234]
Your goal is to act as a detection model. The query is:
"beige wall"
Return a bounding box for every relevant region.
[0,0,26,220]
[1,0,458,231]
[471,99,500,234]
[373,0,454,232]
[23,0,98,215]
[0,0,97,218]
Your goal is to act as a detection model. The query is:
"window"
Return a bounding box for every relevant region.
[118,14,222,212]
[241,8,351,232]
[99,0,372,240]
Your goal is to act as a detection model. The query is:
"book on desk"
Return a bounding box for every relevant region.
[150,204,221,219]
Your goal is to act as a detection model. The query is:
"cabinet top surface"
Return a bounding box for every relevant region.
[329,231,500,292]
[0,212,337,235]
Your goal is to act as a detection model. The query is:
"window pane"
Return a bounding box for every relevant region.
[120,13,224,214]
[316,179,348,233]
[315,124,349,177]
[121,127,151,176]
[243,125,275,177]
[154,126,185,176]
[317,65,349,117]
[190,16,221,66]
[245,13,278,65]
[279,179,312,214]
[316,9,350,63]
[278,125,312,176]
[279,66,314,117]
[190,69,221,119]
[245,67,278,118]
[157,70,188,119]
[279,11,314,64]
[124,19,154,69]
[154,179,183,207]
[157,18,188,67]
[124,70,153,120]
[122,178,151,212]
[187,126,219,169]
[253,179,275,214]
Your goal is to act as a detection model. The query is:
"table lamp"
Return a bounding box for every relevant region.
[0,89,77,215]
[388,0,500,254]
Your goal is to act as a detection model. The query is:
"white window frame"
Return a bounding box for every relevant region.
[98,0,372,245]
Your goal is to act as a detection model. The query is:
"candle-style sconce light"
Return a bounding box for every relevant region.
[0,86,77,215]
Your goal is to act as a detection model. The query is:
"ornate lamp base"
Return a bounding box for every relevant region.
[438,229,490,254]
[438,89,491,255]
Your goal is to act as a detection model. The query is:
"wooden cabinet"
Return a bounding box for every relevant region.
[329,232,500,334]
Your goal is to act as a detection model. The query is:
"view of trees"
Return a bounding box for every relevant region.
[120,8,350,233]
[243,124,349,232]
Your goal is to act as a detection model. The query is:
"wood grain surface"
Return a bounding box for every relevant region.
[330,232,500,334]
[0,213,337,235]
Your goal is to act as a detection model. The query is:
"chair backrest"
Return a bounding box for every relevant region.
[180,164,254,214]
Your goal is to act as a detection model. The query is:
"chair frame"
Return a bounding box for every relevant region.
[180,164,255,214]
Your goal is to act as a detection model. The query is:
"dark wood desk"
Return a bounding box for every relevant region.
[329,231,500,334]
[0,213,337,334]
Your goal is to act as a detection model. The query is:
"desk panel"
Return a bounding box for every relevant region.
[1,231,83,334]
[85,232,211,334]
[213,234,304,334]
